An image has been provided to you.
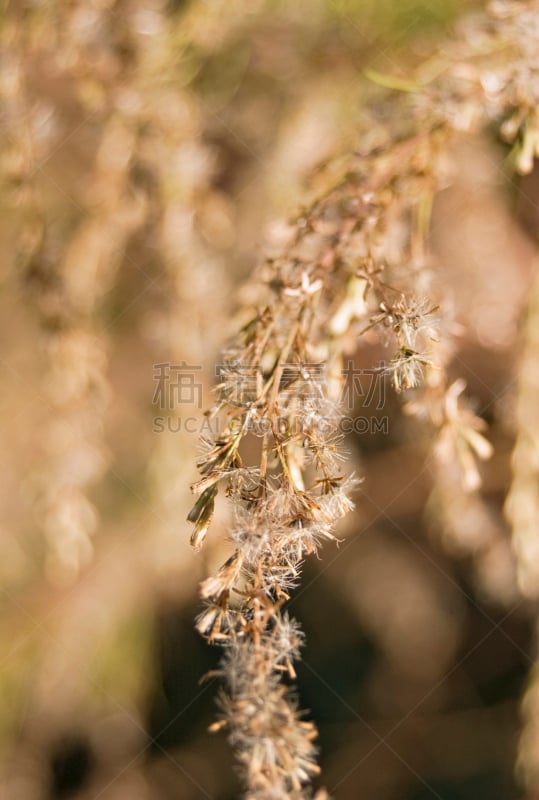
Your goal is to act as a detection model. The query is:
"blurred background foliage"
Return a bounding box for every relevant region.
[1,0,537,798]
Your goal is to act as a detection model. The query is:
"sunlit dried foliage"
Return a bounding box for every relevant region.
[2,0,539,798]
[187,2,539,795]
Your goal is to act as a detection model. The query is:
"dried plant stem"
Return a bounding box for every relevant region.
[188,127,450,797]
[188,3,539,794]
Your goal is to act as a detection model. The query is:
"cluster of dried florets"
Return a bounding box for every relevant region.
[413,0,539,171]
[188,2,539,795]
[216,616,319,798]
[461,0,539,173]
[188,269,357,797]
[187,129,453,796]
[22,116,143,578]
